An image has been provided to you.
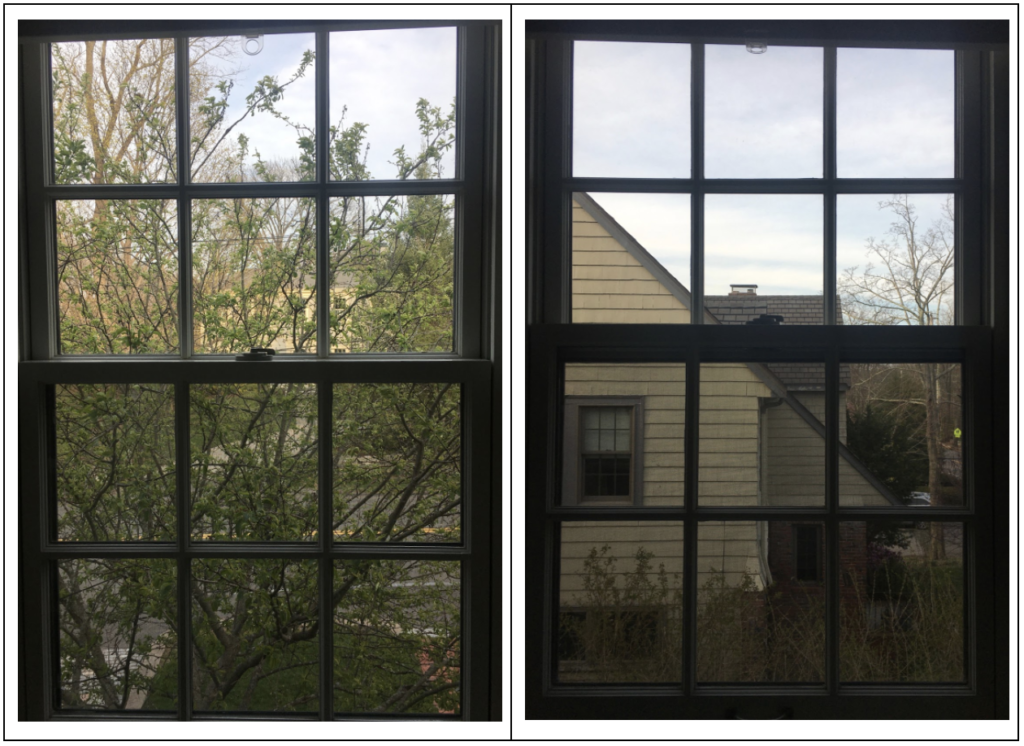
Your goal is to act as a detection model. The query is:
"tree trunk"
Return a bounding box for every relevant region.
[924,363,946,560]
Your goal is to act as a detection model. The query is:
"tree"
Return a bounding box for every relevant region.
[840,196,961,560]
[53,37,461,713]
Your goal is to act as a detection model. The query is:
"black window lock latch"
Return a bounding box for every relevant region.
[235,347,276,361]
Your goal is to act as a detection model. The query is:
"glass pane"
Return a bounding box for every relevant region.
[705,195,822,312]
[557,521,684,683]
[56,200,178,355]
[841,363,963,507]
[572,193,691,324]
[328,194,454,353]
[55,383,175,542]
[615,430,630,452]
[697,521,825,683]
[699,362,825,507]
[192,197,316,354]
[334,560,460,714]
[841,522,964,682]
[705,44,822,178]
[51,39,177,184]
[616,408,630,428]
[563,364,685,507]
[582,409,600,429]
[330,27,456,180]
[333,383,460,543]
[190,383,318,541]
[190,33,316,183]
[582,429,598,451]
[192,559,318,711]
[57,559,176,710]
[838,49,954,178]
[573,42,690,178]
[838,194,955,326]
[598,430,614,451]
[598,409,614,429]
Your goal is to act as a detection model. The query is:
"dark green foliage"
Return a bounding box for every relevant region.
[847,403,927,504]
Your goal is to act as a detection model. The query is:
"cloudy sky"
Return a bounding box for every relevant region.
[194,27,456,181]
[575,42,955,304]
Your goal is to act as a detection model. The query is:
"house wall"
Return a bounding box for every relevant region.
[561,201,890,614]
[571,201,691,324]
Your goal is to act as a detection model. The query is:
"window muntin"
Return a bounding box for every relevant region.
[23,20,496,722]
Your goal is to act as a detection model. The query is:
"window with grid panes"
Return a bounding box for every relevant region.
[19,19,500,721]
[526,19,1008,719]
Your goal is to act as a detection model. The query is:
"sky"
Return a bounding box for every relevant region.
[575,42,955,309]
[193,27,457,182]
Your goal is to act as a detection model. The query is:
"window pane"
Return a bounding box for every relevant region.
[565,365,684,507]
[334,560,460,714]
[328,194,453,353]
[572,193,691,324]
[573,42,690,178]
[838,194,955,326]
[557,521,684,683]
[698,362,826,507]
[57,559,177,710]
[190,383,318,541]
[51,39,177,184]
[192,197,316,354]
[705,195,822,312]
[57,200,178,355]
[192,559,318,711]
[841,521,964,682]
[189,34,316,183]
[705,44,822,178]
[697,521,825,683]
[838,49,954,178]
[55,383,175,542]
[841,363,963,508]
[329,27,456,180]
[333,383,460,543]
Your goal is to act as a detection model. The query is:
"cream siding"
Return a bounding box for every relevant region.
[560,199,890,611]
[571,200,691,324]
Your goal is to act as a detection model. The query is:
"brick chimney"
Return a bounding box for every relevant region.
[729,284,758,296]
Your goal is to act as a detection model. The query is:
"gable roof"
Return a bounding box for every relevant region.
[704,295,852,391]
[573,192,901,506]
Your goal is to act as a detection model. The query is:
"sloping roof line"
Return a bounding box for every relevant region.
[573,192,721,326]
[574,191,902,507]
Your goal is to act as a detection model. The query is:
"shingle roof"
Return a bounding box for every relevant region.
[704,295,851,390]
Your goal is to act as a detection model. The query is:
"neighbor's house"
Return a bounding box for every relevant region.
[560,193,902,633]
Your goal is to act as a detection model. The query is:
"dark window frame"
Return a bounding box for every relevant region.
[19,18,502,722]
[562,396,644,507]
[526,19,1008,720]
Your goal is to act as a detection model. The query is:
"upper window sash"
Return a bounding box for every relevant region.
[527,39,984,328]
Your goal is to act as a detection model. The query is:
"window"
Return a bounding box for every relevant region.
[562,398,643,506]
[794,525,823,582]
[19,19,501,722]
[526,19,1008,720]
